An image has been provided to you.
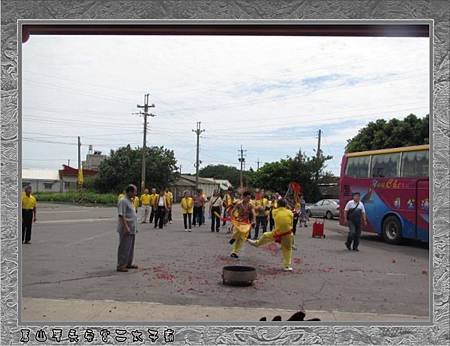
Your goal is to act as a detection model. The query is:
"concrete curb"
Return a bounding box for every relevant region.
[22,298,428,322]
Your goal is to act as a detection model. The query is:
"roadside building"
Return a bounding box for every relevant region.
[22,169,62,193]
[58,165,98,192]
[171,174,220,202]
[203,178,232,192]
[82,146,107,171]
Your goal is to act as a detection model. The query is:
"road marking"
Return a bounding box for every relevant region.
[39,210,104,214]
[37,218,115,224]
[62,231,112,248]
[386,273,408,276]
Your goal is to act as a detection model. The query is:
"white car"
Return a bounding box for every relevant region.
[306,199,340,219]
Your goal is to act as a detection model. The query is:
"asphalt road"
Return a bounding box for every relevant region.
[22,203,429,317]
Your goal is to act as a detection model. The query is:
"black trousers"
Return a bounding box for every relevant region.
[149,207,156,223]
[154,206,166,229]
[254,215,267,239]
[168,207,172,222]
[346,221,362,249]
[193,206,203,226]
[211,206,221,232]
[22,209,33,243]
[183,213,192,229]
[269,210,275,231]
[222,207,228,226]
[293,214,299,235]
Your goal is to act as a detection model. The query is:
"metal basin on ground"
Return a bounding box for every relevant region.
[222,266,257,286]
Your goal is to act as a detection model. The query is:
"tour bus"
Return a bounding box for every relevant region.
[339,144,429,244]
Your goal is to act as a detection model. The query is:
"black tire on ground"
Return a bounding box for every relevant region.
[382,215,403,244]
[326,211,333,220]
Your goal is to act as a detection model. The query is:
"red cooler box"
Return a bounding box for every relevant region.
[312,220,325,238]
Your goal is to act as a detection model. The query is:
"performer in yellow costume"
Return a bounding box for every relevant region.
[229,191,255,259]
[248,199,294,271]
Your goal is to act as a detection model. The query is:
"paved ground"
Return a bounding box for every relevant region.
[22,203,429,321]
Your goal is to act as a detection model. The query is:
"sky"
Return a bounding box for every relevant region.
[22,35,430,176]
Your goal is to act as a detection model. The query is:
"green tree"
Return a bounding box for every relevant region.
[198,164,241,187]
[249,150,332,202]
[345,114,429,153]
[94,145,178,193]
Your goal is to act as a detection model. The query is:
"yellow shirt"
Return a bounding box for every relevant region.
[254,198,269,216]
[133,196,140,209]
[165,191,174,205]
[118,193,125,202]
[140,194,152,205]
[22,194,37,210]
[149,193,157,205]
[181,197,194,214]
[270,200,278,209]
[223,193,233,207]
[273,207,293,234]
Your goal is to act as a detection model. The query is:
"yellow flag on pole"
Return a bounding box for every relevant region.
[77,165,84,186]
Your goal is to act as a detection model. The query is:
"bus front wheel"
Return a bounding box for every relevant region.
[382,216,402,244]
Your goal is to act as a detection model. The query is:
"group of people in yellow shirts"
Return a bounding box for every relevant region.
[118,187,173,229]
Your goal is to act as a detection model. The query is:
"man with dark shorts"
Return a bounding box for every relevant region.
[344,192,368,251]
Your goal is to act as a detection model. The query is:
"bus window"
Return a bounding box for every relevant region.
[345,156,370,178]
[401,150,429,177]
[371,153,400,178]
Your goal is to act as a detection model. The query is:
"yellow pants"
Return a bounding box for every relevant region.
[254,231,293,268]
[231,229,249,254]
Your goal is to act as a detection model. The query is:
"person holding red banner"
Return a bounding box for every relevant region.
[247,199,294,271]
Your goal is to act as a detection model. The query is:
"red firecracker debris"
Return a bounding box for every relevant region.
[422,270,428,275]
[392,258,396,263]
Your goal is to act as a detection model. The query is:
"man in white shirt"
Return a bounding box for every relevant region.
[344,192,368,252]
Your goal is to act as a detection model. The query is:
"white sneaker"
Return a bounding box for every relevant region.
[247,239,257,247]
[185,229,188,232]
[283,267,293,272]
[170,221,173,224]
[188,229,192,232]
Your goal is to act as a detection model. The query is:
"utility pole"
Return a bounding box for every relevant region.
[238,145,247,189]
[77,136,81,190]
[67,159,70,167]
[137,93,156,194]
[179,165,182,175]
[257,158,260,171]
[315,129,322,181]
[77,136,81,170]
[192,121,205,191]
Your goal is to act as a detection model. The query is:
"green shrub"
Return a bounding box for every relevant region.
[34,191,117,206]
